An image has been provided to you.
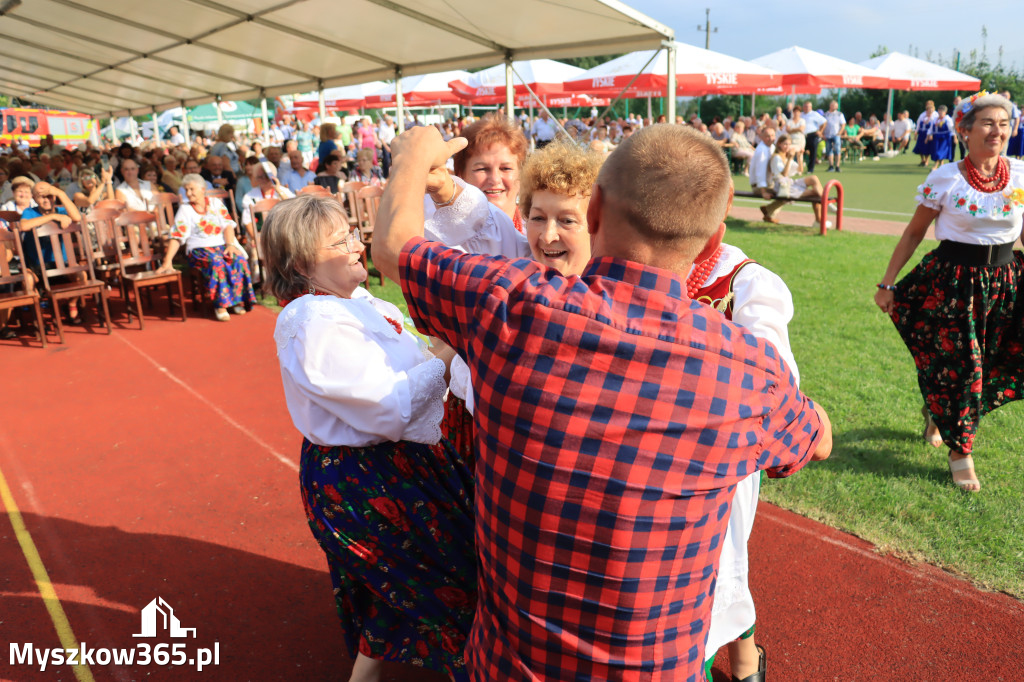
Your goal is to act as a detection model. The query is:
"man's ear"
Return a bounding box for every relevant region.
[586,183,602,236]
[695,222,727,263]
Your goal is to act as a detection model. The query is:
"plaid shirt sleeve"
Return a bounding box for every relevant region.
[756,338,823,478]
[399,236,524,354]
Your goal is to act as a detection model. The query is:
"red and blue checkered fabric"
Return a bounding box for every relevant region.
[400,238,824,681]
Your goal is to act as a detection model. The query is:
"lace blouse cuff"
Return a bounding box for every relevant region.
[403,356,447,444]
[424,176,494,246]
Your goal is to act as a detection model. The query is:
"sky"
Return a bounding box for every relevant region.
[626,1,1024,73]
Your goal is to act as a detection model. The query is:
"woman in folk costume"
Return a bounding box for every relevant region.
[913,100,939,168]
[875,91,1024,492]
[690,239,798,682]
[928,104,957,167]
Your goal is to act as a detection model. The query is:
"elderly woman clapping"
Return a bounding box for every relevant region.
[156,174,255,321]
[262,195,475,680]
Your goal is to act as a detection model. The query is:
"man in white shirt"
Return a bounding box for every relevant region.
[377,115,396,178]
[280,149,315,193]
[822,100,846,172]
[800,101,826,173]
[168,126,185,146]
[749,126,788,222]
[891,111,913,154]
[531,109,558,149]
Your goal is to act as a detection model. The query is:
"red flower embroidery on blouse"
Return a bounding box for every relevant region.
[968,204,978,212]
[922,187,931,195]
[956,198,966,207]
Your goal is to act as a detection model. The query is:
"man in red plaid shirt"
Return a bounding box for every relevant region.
[375,125,832,681]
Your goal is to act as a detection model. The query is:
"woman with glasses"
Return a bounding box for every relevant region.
[155,173,255,321]
[262,195,474,681]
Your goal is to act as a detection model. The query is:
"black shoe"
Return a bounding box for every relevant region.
[835,167,842,173]
[0,326,17,340]
[732,644,766,682]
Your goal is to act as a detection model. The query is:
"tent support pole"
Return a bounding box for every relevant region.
[152,110,159,146]
[318,80,326,122]
[884,88,893,151]
[666,41,676,124]
[110,112,119,144]
[395,67,405,134]
[505,53,515,122]
[260,90,269,141]
[216,95,224,125]
[511,64,569,140]
[181,100,190,147]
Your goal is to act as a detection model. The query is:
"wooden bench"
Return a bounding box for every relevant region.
[733,180,844,236]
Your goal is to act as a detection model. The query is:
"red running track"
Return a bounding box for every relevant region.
[1,297,1020,681]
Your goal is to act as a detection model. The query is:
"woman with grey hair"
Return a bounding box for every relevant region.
[155,173,254,321]
[70,166,114,209]
[874,92,1023,492]
[262,195,474,681]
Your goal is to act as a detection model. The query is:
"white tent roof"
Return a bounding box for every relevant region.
[0,0,673,117]
[751,46,890,89]
[364,70,471,104]
[451,60,586,97]
[859,52,980,91]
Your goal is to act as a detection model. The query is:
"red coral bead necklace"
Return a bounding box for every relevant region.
[963,155,1009,193]
[686,246,723,299]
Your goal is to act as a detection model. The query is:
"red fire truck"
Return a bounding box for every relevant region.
[0,107,93,148]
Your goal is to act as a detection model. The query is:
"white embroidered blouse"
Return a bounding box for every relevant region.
[274,288,447,447]
[916,158,1024,245]
[423,179,530,414]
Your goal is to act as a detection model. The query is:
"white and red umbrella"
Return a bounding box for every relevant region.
[291,82,388,111]
[518,93,609,108]
[563,41,781,97]
[859,52,980,91]
[750,46,890,89]
[363,70,471,106]
[449,59,586,101]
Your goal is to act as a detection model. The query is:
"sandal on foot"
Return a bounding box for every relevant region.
[733,644,766,682]
[921,407,943,448]
[948,454,980,492]
[230,305,247,315]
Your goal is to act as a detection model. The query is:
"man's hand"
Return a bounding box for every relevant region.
[390,126,467,174]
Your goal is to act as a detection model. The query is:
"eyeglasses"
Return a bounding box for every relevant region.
[326,229,361,253]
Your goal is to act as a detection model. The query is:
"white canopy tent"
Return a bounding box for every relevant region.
[0,0,675,127]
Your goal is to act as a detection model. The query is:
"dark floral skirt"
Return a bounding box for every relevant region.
[441,394,476,471]
[890,249,1024,454]
[299,437,476,678]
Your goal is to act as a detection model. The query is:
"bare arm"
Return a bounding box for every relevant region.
[373,126,466,283]
[874,204,940,313]
[810,402,832,460]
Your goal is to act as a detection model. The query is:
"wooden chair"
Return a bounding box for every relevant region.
[206,188,238,224]
[82,208,123,289]
[149,192,180,259]
[32,220,112,343]
[338,181,366,229]
[112,210,187,330]
[0,228,46,348]
[297,184,331,196]
[354,185,384,286]
[94,199,126,211]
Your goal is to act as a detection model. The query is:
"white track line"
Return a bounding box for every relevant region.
[730,196,914,218]
[761,505,1024,615]
[117,334,298,472]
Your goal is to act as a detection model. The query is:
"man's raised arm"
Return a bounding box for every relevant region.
[373,126,466,283]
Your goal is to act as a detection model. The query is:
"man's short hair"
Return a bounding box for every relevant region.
[597,125,731,250]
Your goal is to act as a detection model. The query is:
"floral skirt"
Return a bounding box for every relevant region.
[187,245,256,310]
[890,249,1024,454]
[299,437,476,678]
[441,394,476,471]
